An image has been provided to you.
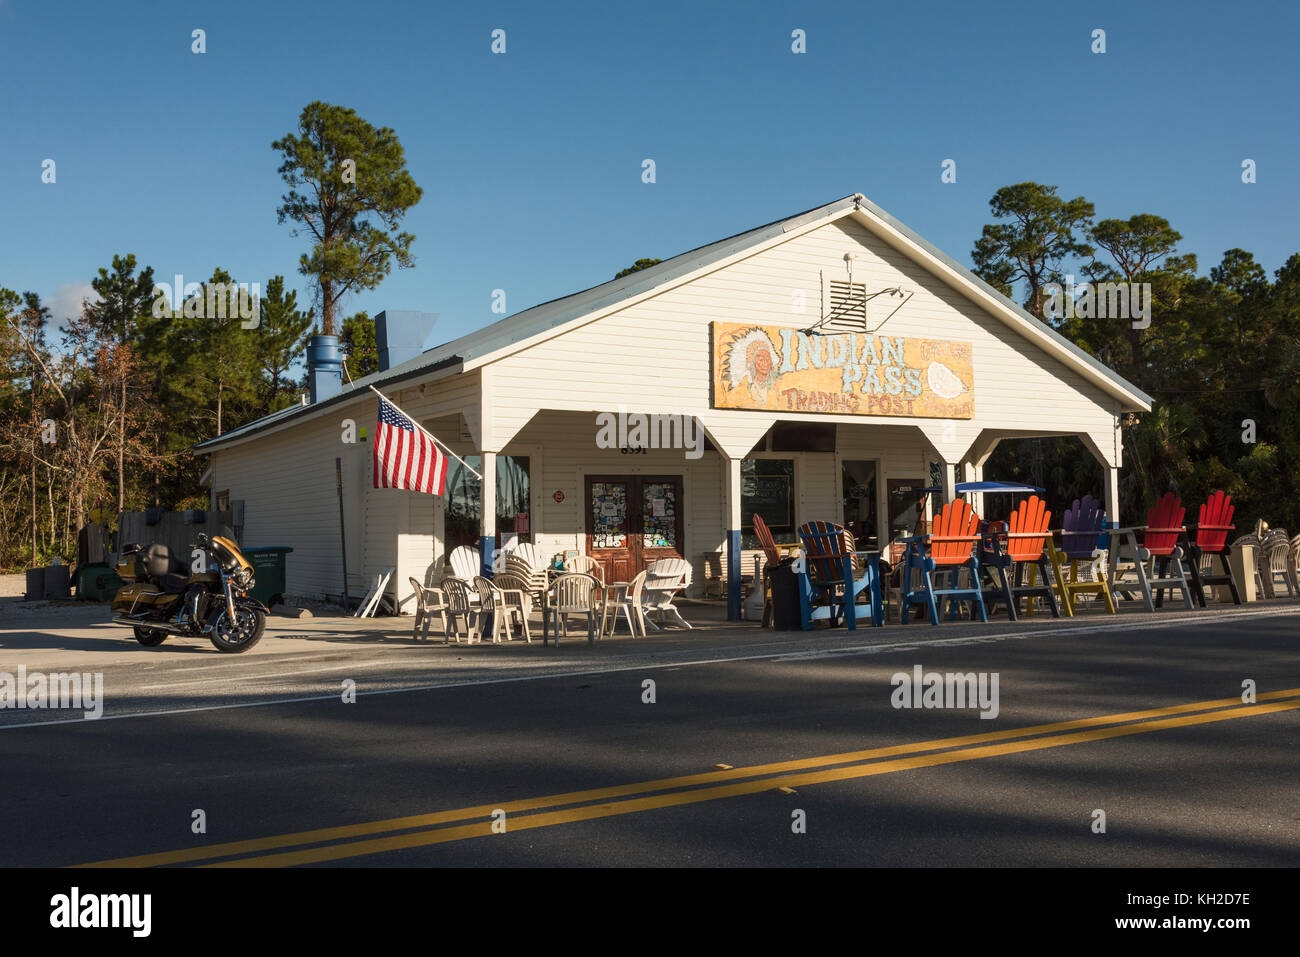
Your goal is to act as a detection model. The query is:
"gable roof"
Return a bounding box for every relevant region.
[196,192,1151,452]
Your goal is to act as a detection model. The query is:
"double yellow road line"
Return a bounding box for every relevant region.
[77,688,1300,868]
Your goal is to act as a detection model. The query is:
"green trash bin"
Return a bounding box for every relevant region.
[242,547,293,608]
[74,562,123,602]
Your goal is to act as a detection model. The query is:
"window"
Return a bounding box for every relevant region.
[444,455,531,550]
[741,458,795,548]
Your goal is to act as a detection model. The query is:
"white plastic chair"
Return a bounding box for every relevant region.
[564,554,606,586]
[408,577,448,642]
[504,552,549,607]
[472,575,523,643]
[491,573,534,643]
[602,570,648,637]
[447,545,481,581]
[441,577,480,644]
[512,542,544,572]
[1259,534,1296,598]
[545,573,601,646]
[642,558,691,630]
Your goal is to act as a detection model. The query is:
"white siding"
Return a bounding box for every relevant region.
[485,218,1119,453]
[207,374,482,605]
[207,395,374,600]
[206,212,1133,607]
[501,410,723,594]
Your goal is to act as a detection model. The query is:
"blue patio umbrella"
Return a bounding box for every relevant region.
[918,481,1046,495]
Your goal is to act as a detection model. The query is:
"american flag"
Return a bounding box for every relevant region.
[373,395,448,495]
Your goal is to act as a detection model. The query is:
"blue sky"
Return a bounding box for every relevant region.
[3,0,1297,347]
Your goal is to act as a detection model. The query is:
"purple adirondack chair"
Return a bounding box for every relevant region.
[1054,495,1116,615]
[1061,495,1106,559]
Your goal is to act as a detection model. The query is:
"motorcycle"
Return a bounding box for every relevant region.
[110,533,267,653]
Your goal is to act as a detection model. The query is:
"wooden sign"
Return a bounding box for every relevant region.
[711,322,973,419]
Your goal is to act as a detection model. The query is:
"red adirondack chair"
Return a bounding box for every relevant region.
[1141,493,1194,608]
[753,513,798,627]
[1184,490,1241,606]
[1144,493,1185,556]
[979,496,1060,620]
[1194,490,1235,552]
[752,513,781,567]
[900,500,987,625]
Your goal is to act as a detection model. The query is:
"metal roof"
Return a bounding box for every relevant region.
[196,192,1151,452]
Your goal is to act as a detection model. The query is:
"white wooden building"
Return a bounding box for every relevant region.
[196,193,1152,618]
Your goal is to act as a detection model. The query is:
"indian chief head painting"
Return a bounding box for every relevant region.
[723,327,780,404]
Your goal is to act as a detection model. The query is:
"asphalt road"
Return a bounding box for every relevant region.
[1,603,1297,867]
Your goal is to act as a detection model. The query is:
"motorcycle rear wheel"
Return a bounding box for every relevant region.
[209,605,265,654]
[133,626,167,647]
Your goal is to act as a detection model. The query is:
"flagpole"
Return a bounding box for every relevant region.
[368,384,482,479]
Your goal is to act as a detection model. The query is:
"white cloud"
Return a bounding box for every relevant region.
[47,282,99,325]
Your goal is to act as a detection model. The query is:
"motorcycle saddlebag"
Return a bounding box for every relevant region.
[111,583,178,614]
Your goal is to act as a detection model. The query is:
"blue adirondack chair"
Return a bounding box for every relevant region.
[899,500,988,625]
[796,521,882,629]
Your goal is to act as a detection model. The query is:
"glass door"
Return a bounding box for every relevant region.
[585,475,684,583]
[587,477,634,584]
[841,460,879,550]
[639,478,683,569]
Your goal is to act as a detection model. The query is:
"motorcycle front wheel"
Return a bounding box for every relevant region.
[133,626,167,647]
[208,604,265,654]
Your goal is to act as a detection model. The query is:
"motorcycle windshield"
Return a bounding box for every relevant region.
[210,536,253,574]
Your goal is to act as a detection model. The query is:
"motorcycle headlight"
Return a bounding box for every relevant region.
[235,568,254,589]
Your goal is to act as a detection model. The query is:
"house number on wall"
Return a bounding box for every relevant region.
[619,446,646,455]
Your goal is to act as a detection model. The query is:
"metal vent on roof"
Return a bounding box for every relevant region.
[821,278,868,331]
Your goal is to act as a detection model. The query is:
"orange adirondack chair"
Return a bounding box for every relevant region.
[900,500,987,625]
[1141,493,1195,609]
[979,496,1060,620]
[1183,490,1241,606]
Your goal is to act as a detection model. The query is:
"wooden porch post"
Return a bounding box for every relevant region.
[1103,465,1120,529]
[724,455,742,621]
[962,460,983,518]
[940,461,958,505]
[480,450,496,577]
